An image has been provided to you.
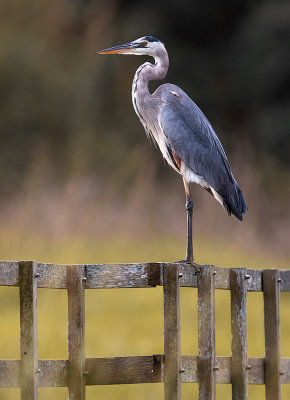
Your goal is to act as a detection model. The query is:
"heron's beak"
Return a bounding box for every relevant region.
[97,42,136,55]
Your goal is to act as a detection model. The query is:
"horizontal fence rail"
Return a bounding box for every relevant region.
[0,261,289,399]
[2,261,290,291]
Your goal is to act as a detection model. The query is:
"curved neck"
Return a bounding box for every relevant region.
[131,47,169,151]
[132,48,169,99]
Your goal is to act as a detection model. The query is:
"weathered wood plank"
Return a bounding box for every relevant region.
[180,355,198,383]
[198,265,216,400]
[245,268,263,292]
[0,356,290,387]
[248,357,264,385]
[38,360,68,387]
[180,356,231,384]
[263,269,281,400]
[0,360,68,388]
[0,261,19,286]
[0,261,279,291]
[178,356,216,384]
[213,266,230,290]
[0,360,20,387]
[163,264,181,400]
[19,261,38,400]
[230,268,248,399]
[188,266,262,291]
[36,263,67,288]
[177,356,266,385]
[67,265,85,400]
[281,358,290,384]
[0,262,67,288]
[0,357,161,387]
[0,262,161,289]
[280,270,290,291]
[178,263,200,287]
[179,356,262,384]
[84,263,161,288]
[215,356,232,384]
[86,356,162,385]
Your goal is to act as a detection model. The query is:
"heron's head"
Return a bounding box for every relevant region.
[97,36,165,58]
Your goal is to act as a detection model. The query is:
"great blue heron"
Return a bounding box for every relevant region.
[98,36,247,262]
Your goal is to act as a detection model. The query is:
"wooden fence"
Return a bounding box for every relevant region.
[0,261,289,399]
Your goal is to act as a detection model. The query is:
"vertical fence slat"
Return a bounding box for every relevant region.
[263,269,281,400]
[230,268,248,399]
[163,263,181,400]
[68,265,85,400]
[198,265,216,400]
[19,261,38,400]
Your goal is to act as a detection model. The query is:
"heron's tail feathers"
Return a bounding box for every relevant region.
[222,182,247,221]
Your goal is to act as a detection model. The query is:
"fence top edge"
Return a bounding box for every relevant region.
[0,260,280,269]
[0,261,289,290]
[0,260,288,269]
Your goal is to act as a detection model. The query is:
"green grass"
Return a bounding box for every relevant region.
[0,234,289,399]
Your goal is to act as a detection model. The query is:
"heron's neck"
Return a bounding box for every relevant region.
[132,49,169,103]
[132,49,169,149]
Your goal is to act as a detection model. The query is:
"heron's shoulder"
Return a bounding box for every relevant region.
[157,84,231,168]
[156,84,203,118]
[155,83,188,101]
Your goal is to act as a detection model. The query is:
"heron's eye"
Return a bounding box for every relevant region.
[142,41,148,47]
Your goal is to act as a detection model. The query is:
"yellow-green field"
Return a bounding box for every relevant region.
[0,234,289,399]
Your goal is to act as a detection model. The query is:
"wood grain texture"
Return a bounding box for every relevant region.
[163,264,181,400]
[84,263,161,288]
[248,357,264,385]
[38,360,68,387]
[37,263,67,288]
[67,265,85,400]
[19,261,38,400]
[180,355,198,382]
[178,263,200,287]
[85,356,162,385]
[0,360,20,387]
[198,265,216,400]
[263,269,281,400]
[281,358,290,384]
[2,261,290,398]
[4,261,290,291]
[0,261,19,286]
[230,268,248,399]
[280,270,290,291]
[0,356,290,387]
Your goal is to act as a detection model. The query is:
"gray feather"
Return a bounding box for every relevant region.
[157,83,247,220]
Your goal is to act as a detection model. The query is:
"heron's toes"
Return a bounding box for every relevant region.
[175,258,194,264]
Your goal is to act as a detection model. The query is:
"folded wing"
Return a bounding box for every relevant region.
[157,84,247,220]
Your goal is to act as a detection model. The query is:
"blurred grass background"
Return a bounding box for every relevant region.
[0,0,290,399]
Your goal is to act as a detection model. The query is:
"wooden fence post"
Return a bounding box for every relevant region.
[263,269,281,400]
[1,261,289,394]
[19,261,38,400]
[67,265,86,400]
[163,263,181,400]
[198,265,216,400]
[230,268,248,399]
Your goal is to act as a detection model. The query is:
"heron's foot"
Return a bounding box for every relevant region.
[175,258,194,264]
[175,260,201,276]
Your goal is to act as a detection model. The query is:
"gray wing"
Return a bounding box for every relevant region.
[157,84,247,220]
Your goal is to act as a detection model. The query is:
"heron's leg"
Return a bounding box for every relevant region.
[183,178,194,263]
